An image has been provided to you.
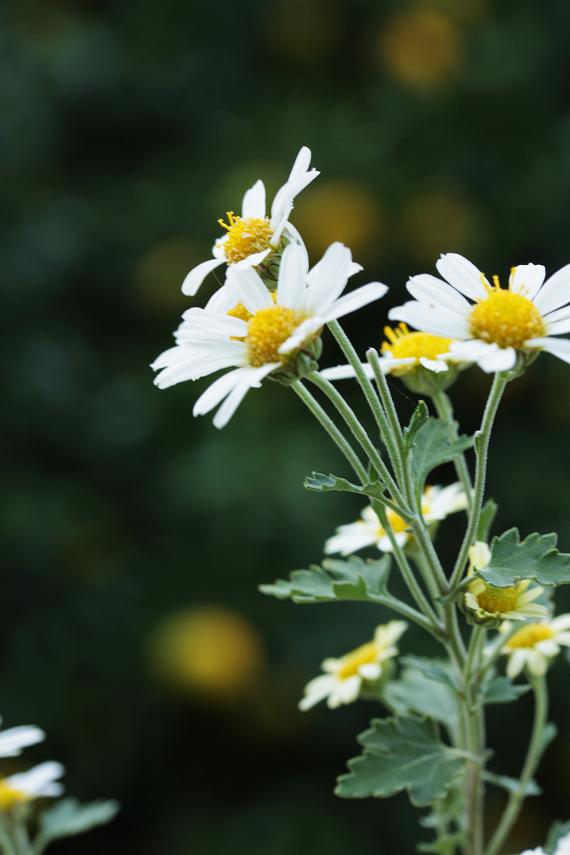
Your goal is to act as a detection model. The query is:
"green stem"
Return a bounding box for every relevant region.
[307,372,405,504]
[291,381,369,483]
[450,374,509,590]
[463,626,487,855]
[372,501,442,631]
[485,677,548,855]
[0,820,18,855]
[431,389,473,510]
[326,321,402,476]
[365,348,407,477]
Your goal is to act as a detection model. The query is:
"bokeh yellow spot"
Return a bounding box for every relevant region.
[151,607,265,700]
[380,8,463,89]
[294,181,383,259]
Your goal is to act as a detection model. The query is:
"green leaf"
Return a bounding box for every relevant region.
[304,471,388,502]
[403,400,429,451]
[483,770,541,797]
[383,662,459,733]
[400,655,458,691]
[479,528,570,588]
[482,676,530,705]
[476,499,498,542]
[546,820,570,854]
[37,799,119,850]
[336,716,464,807]
[260,554,393,605]
[409,418,473,493]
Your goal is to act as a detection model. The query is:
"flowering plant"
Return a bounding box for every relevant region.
[153,147,570,855]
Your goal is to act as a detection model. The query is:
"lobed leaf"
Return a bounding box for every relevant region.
[479,528,570,588]
[260,554,393,605]
[37,798,119,850]
[409,418,473,493]
[336,716,464,807]
[482,676,530,705]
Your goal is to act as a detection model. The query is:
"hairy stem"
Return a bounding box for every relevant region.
[463,626,487,855]
[450,373,509,590]
[485,677,548,855]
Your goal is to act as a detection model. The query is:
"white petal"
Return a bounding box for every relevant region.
[213,363,278,428]
[276,242,309,308]
[406,273,471,314]
[205,283,238,314]
[477,346,516,373]
[153,350,244,389]
[533,263,570,314]
[7,762,65,797]
[419,357,448,372]
[506,649,527,679]
[305,243,353,314]
[436,253,489,300]
[180,308,248,339]
[288,145,312,182]
[324,282,388,321]
[525,336,570,364]
[551,614,570,632]
[359,663,382,680]
[325,524,378,556]
[193,368,250,416]
[320,363,374,381]
[0,726,45,758]
[388,301,470,338]
[241,179,266,219]
[509,264,545,300]
[544,318,570,336]
[226,267,272,313]
[279,317,323,354]
[527,650,548,676]
[181,258,225,296]
[329,676,361,707]
[298,675,336,711]
[234,248,272,269]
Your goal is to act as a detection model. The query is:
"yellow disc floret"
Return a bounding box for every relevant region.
[337,641,379,679]
[218,212,273,264]
[382,324,452,374]
[475,583,521,615]
[469,282,545,349]
[0,781,28,811]
[246,306,308,367]
[226,302,252,324]
[506,623,555,650]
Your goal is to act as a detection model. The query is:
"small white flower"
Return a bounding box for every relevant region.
[181,146,319,297]
[322,322,471,381]
[324,484,467,556]
[500,614,570,678]
[152,242,387,427]
[388,253,570,373]
[0,762,64,810]
[299,621,407,711]
[554,833,570,855]
[464,541,547,624]
[0,719,44,758]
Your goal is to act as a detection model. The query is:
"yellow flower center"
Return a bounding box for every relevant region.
[227,302,252,324]
[506,623,555,650]
[469,281,545,349]
[384,507,410,534]
[476,583,520,615]
[381,324,452,374]
[246,305,307,367]
[337,640,378,679]
[0,781,28,811]
[218,212,273,264]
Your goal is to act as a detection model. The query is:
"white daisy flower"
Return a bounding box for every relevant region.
[0,762,64,810]
[322,322,471,382]
[299,621,407,711]
[151,242,388,427]
[0,719,44,758]
[324,483,467,556]
[181,146,319,297]
[499,614,570,679]
[388,253,570,373]
[464,542,548,624]
[519,836,570,855]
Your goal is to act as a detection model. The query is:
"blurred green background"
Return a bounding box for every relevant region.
[3,0,570,852]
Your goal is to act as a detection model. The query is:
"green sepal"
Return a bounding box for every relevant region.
[479,528,570,588]
[409,418,473,495]
[400,364,461,396]
[336,716,464,807]
[260,554,394,605]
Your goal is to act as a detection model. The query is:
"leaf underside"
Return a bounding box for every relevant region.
[260,554,393,604]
